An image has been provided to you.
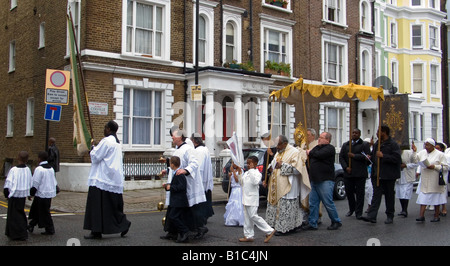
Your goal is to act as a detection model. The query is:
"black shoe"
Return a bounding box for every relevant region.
[327,222,342,230]
[398,211,408,217]
[194,227,208,239]
[160,233,177,240]
[361,216,377,223]
[27,225,34,233]
[384,217,393,224]
[176,232,189,243]
[416,217,425,222]
[346,211,354,217]
[84,232,102,239]
[301,224,318,231]
[431,217,441,222]
[121,222,131,237]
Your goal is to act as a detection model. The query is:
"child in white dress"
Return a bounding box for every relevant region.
[224,162,245,226]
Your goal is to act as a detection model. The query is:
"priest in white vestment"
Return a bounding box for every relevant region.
[191,133,214,221]
[264,135,311,234]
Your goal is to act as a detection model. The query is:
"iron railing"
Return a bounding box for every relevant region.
[123,157,224,181]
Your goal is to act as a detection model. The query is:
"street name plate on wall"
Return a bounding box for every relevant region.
[89,102,108,116]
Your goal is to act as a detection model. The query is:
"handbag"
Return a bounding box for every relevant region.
[438,169,446,186]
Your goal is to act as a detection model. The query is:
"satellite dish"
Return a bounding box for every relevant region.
[373,76,392,92]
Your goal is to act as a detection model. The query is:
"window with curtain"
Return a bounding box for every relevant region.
[430,65,438,95]
[225,22,235,63]
[198,16,206,63]
[412,25,422,49]
[429,26,438,50]
[431,114,438,140]
[325,42,343,84]
[126,1,163,57]
[324,107,344,147]
[269,102,288,138]
[264,29,287,64]
[412,64,423,94]
[123,88,162,146]
[325,0,344,24]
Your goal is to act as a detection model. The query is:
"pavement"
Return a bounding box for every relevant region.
[0,178,228,213]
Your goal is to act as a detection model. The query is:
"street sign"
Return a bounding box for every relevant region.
[44,104,62,122]
[191,85,202,101]
[45,69,70,105]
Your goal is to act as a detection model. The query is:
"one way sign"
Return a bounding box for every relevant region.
[44,104,62,122]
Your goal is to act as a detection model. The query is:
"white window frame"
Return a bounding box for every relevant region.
[390,59,399,89]
[320,102,349,149]
[411,0,422,7]
[113,78,174,152]
[26,98,35,136]
[9,41,15,73]
[390,20,397,48]
[223,7,243,64]
[430,63,440,97]
[7,104,14,137]
[323,0,347,27]
[121,0,171,61]
[429,25,439,50]
[411,24,423,49]
[322,29,350,85]
[260,14,294,75]
[360,0,372,33]
[66,0,81,56]
[261,0,292,12]
[39,22,46,49]
[411,62,425,96]
[360,50,371,86]
[431,113,439,140]
[269,101,290,139]
[194,2,215,66]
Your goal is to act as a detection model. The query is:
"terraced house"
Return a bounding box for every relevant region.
[359,0,446,148]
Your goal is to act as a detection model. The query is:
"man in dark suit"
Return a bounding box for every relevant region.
[339,128,370,219]
[361,125,401,224]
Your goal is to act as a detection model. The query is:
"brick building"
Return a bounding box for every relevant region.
[0,0,377,180]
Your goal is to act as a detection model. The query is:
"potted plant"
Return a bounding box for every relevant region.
[264,60,280,75]
[279,62,291,77]
[229,59,240,69]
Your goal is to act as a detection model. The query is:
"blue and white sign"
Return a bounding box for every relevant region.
[44,104,62,122]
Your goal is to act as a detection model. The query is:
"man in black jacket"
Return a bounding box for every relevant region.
[361,125,401,224]
[339,129,370,219]
[303,132,342,230]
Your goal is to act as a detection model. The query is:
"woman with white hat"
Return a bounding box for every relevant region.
[416,138,449,222]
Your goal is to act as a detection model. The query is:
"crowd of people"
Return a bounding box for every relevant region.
[3,121,450,243]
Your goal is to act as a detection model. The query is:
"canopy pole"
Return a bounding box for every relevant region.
[264,99,275,185]
[348,100,352,170]
[302,89,310,168]
[376,98,382,187]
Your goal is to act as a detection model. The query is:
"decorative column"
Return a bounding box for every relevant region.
[260,96,269,136]
[234,93,243,142]
[204,90,215,154]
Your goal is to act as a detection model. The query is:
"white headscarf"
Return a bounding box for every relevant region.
[425,138,436,146]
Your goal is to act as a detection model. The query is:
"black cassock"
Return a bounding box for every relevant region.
[28,196,54,234]
[83,186,131,235]
[5,197,28,240]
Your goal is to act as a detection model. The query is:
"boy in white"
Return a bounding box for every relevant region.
[3,151,32,240]
[239,156,276,243]
[28,151,58,235]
